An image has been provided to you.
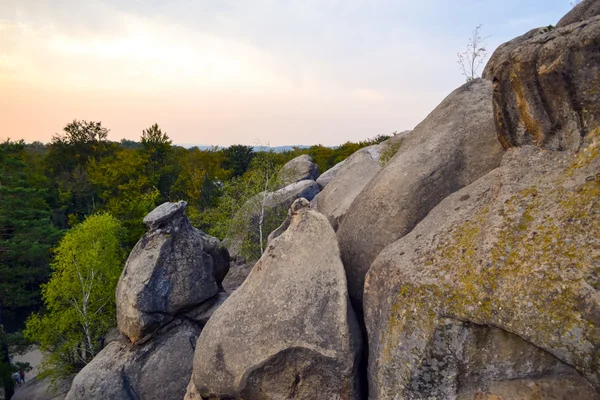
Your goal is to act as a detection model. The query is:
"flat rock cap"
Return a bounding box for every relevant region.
[143,201,188,228]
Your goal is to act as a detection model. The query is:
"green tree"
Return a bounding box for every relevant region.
[88,149,160,247]
[0,140,62,328]
[223,145,255,178]
[25,214,125,377]
[45,120,116,228]
[141,123,172,178]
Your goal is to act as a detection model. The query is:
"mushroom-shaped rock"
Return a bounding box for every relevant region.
[483,12,600,150]
[337,79,504,304]
[190,199,362,399]
[116,202,229,343]
[65,320,201,400]
[365,145,600,398]
[277,154,319,186]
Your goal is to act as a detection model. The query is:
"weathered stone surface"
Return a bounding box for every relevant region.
[315,160,346,189]
[142,200,187,230]
[225,180,320,258]
[222,257,253,293]
[483,16,600,150]
[365,144,600,399]
[277,154,320,186]
[192,199,362,399]
[312,144,383,231]
[12,375,74,400]
[65,320,200,400]
[557,0,600,27]
[116,202,229,343]
[337,79,504,303]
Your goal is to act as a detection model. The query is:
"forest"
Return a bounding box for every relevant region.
[0,120,389,394]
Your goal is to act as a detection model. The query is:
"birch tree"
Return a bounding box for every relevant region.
[25,214,125,377]
[457,25,490,82]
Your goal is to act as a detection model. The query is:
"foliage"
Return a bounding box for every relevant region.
[457,25,489,82]
[0,140,62,327]
[25,214,125,378]
[223,145,255,177]
[379,137,403,166]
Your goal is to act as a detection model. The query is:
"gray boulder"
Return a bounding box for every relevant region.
[315,159,346,189]
[337,79,504,303]
[277,154,319,186]
[65,319,201,400]
[190,199,362,399]
[116,201,229,343]
[365,145,600,398]
[557,0,600,27]
[312,143,385,231]
[483,14,600,150]
[225,180,320,259]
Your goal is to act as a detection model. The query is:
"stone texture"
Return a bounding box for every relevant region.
[365,143,600,399]
[221,256,253,293]
[12,375,74,400]
[557,0,600,27]
[312,144,383,231]
[483,16,600,150]
[225,180,320,258]
[315,160,346,189]
[116,202,229,343]
[65,320,201,400]
[277,154,320,186]
[191,199,362,399]
[337,79,504,304]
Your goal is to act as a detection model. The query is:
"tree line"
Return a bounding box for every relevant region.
[0,120,389,393]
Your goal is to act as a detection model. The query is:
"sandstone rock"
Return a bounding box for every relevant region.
[225,180,320,259]
[312,144,383,231]
[337,79,504,303]
[191,199,362,399]
[483,15,600,150]
[557,0,600,27]
[116,202,229,343]
[315,160,346,189]
[65,320,201,400]
[12,375,74,400]
[277,154,319,186]
[365,144,600,398]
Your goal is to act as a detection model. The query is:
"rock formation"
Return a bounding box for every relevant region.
[225,180,320,258]
[312,139,400,231]
[557,0,600,27]
[189,199,362,399]
[365,144,600,399]
[315,159,346,189]
[65,203,230,400]
[337,79,504,304]
[277,154,320,186]
[116,201,229,343]
[483,12,600,150]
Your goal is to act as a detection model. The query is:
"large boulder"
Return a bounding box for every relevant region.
[364,144,600,399]
[312,145,382,231]
[190,199,362,399]
[336,79,504,303]
[225,180,320,259]
[557,0,600,27]
[315,159,346,189]
[116,201,229,343]
[483,14,600,150]
[65,319,201,400]
[277,154,320,186]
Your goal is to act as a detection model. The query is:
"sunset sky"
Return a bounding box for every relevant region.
[1,1,572,146]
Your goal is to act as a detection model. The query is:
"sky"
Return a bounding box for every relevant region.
[0,1,573,147]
